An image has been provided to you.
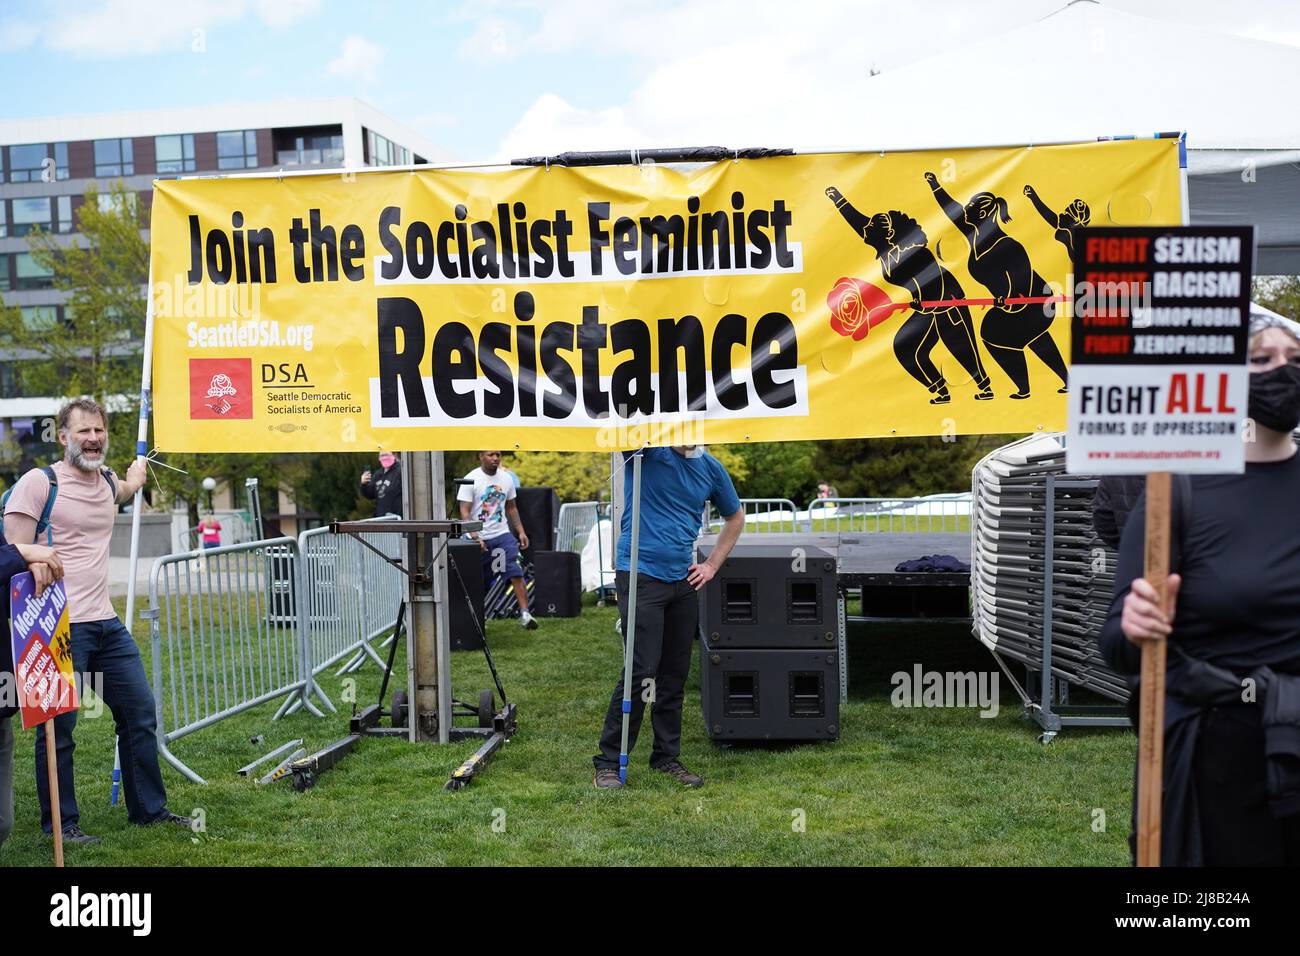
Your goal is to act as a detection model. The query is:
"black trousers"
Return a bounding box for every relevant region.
[1194,702,1300,865]
[593,571,698,770]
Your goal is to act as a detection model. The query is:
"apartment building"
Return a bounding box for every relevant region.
[0,97,447,529]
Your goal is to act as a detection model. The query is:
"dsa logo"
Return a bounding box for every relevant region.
[189,358,253,419]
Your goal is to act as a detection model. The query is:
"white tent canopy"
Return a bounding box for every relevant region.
[812,1,1300,274]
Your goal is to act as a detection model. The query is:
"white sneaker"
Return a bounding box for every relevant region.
[520,610,540,630]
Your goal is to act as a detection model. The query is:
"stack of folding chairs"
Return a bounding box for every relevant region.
[970,434,1130,704]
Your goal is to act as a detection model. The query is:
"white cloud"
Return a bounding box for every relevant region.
[5,0,321,57]
[494,94,645,161]
[326,35,385,84]
[42,0,240,55]
[457,16,522,61]
[485,0,1300,160]
[487,1,939,159]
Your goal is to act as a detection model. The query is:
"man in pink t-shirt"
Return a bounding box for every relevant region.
[4,398,191,845]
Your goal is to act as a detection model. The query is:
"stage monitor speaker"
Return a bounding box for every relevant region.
[448,539,485,650]
[531,550,581,617]
[698,543,838,649]
[514,486,559,554]
[699,636,840,741]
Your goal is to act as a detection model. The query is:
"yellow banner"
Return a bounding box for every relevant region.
[148,139,1180,451]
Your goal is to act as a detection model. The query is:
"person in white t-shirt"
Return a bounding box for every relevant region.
[457,450,539,630]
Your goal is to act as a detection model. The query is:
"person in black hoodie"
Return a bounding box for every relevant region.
[0,531,64,849]
[1099,314,1300,865]
[359,452,402,517]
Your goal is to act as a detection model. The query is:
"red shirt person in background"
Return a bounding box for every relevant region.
[199,513,221,549]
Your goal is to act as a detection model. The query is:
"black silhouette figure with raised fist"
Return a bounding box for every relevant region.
[926,172,1069,400]
[826,186,992,404]
[1024,184,1091,257]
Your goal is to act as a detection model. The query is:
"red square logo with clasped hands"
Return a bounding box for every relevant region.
[189,358,253,420]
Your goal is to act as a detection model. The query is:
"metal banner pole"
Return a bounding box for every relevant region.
[618,451,643,784]
[430,452,450,744]
[124,262,155,632]
[405,452,442,742]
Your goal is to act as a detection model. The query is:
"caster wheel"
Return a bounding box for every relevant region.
[292,770,315,792]
[478,689,495,728]
[391,689,408,729]
[1037,732,1057,745]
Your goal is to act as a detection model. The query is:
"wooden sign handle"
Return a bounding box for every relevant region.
[1137,471,1171,867]
[45,719,63,868]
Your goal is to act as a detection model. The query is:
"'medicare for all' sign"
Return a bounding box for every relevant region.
[1066,225,1254,475]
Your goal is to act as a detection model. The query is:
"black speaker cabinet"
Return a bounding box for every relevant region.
[448,539,485,650]
[700,637,840,741]
[514,486,559,554]
[698,544,838,649]
[531,550,581,617]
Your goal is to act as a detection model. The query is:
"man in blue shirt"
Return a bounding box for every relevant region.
[593,444,744,788]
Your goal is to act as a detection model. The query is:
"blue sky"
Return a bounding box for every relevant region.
[3,0,1299,161]
[0,0,645,159]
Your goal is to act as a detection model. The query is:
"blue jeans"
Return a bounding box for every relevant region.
[34,617,170,832]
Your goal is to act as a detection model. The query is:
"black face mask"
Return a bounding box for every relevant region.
[1248,363,1300,433]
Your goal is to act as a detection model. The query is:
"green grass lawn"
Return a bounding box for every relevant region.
[2,595,1136,866]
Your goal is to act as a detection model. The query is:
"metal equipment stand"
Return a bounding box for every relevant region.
[991,474,1131,743]
[285,516,519,792]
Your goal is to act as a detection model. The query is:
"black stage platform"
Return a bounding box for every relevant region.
[695,531,973,698]
[697,531,970,590]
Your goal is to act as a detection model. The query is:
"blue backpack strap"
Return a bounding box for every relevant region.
[35,465,58,545]
[100,467,117,501]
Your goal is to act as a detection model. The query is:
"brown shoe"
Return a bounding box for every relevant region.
[653,760,703,788]
[594,768,624,789]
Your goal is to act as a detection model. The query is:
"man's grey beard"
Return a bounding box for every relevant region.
[68,438,106,472]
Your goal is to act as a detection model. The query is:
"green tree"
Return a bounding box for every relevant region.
[499,446,750,503]
[280,451,375,523]
[0,182,147,473]
[1254,276,1300,319]
[812,435,1016,498]
[726,441,818,502]
[148,450,284,528]
[508,450,610,501]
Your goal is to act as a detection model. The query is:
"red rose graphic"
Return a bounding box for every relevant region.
[827,277,871,340]
[189,358,253,420]
[826,277,903,341]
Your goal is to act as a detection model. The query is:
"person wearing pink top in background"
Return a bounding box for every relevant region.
[198,513,222,549]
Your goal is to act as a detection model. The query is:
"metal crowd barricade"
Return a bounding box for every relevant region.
[299,516,405,683]
[555,500,613,597]
[701,498,800,534]
[804,494,971,533]
[555,501,598,552]
[144,537,328,784]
